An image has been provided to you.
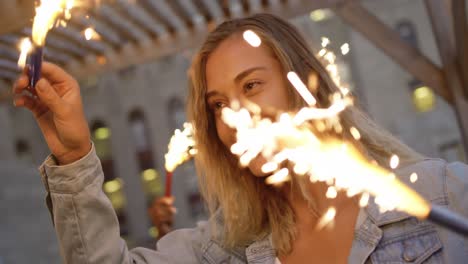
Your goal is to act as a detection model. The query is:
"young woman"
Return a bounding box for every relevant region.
[13,13,468,263]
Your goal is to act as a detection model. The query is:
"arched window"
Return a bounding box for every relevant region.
[167,97,186,130]
[396,20,435,112]
[15,139,33,163]
[91,120,128,236]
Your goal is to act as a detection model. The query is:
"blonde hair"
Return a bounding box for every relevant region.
[187,13,423,254]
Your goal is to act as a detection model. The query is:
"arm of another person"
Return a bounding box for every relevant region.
[13,63,205,264]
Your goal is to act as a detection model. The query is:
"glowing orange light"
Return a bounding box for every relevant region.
[165,122,196,172]
[17,38,32,68]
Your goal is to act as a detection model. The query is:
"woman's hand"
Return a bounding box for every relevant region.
[13,62,91,165]
[149,196,177,239]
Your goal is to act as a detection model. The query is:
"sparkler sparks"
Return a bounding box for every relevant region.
[17,38,32,69]
[390,154,400,169]
[243,30,262,47]
[287,72,317,106]
[222,35,436,227]
[410,172,418,183]
[165,122,197,173]
[19,0,76,90]
[316,207,336,230]
[32,0,75,46]
[83,27,101,40]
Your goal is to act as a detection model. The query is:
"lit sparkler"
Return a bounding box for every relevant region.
[19,0,76,92]
[230,31,468,235]
[164,122,197,196]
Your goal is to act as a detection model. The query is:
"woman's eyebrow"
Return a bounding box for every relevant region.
[234,66,267,83]
[205,90,220,100]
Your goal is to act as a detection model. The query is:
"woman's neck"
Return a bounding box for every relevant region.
[284,181,359,228]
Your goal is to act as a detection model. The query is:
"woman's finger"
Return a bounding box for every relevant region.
[41,62,76,86]
[13,75,30,94]
[35,78,66,114]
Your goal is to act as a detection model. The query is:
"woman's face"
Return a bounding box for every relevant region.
[205,34,290,176]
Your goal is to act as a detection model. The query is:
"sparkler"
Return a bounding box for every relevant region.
[164,122,197,196]
[19,0,75,92]
[224,30,468,235]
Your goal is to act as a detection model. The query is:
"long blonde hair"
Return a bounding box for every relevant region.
[187,13,423,254]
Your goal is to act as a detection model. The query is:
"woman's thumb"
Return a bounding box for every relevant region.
[36,79,63,113]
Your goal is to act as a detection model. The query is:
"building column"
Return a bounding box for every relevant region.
[0,105,16,160]
[103,74,150,243]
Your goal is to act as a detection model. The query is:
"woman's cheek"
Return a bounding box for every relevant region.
[216,118,235,149]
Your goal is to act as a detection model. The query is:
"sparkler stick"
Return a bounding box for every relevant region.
[164,123,197,196]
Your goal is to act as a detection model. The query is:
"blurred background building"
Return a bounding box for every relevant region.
[0,0,466,262]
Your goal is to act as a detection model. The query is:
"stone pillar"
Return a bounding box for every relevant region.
[103,74,150,243]
[0,105,16,161]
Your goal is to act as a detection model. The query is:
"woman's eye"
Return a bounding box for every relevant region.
[214,102,225,109]
[244,81,262,92]
[210,101,226,112]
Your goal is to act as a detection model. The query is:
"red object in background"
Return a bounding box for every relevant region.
[165,171,173,197]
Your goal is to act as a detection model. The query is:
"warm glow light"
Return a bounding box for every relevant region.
[94,127,110,140]
[321,37,330,48]
[413,86,435,112]
[287,71,317,106]
[266,168,290,185]
[317,207,336,229]
[326,186,338,199]
[148,226,158,238]
[340,43,350,55]
[243,30,261,47]
[32,0,75,46]
[17,38,32,68]
[142,169,158,181]
[410,172,418,183]
[350,126,361,140]
[359,192,370,207]
[104,179,122,193]
[261,162,279,174]
[84,27,100,41]
[390,154,399,169]
[309,9,332,22]
[165,122,196,172]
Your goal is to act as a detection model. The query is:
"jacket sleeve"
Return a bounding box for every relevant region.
[445,161,468,217]
[39,143,205,264]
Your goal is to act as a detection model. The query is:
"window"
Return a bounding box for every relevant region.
[91,120,128,236]
[15,139,33,164]
[128,109,163,239]
[167,97,186,130]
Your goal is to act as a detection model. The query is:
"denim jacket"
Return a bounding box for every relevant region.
[39,144,468,263]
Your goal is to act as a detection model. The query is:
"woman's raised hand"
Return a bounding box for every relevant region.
[13,62,91,165]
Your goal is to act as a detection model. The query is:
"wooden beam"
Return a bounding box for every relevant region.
[146,0,188,34]
[200,0,224,23]
[452,0,468,99]
[425,0,468,156]
[228,0,244,18]
[332,1,451,103]
[96,5,151,44]
[72,16,122,47]
[115,0,169,38]
[177,0,206,29]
